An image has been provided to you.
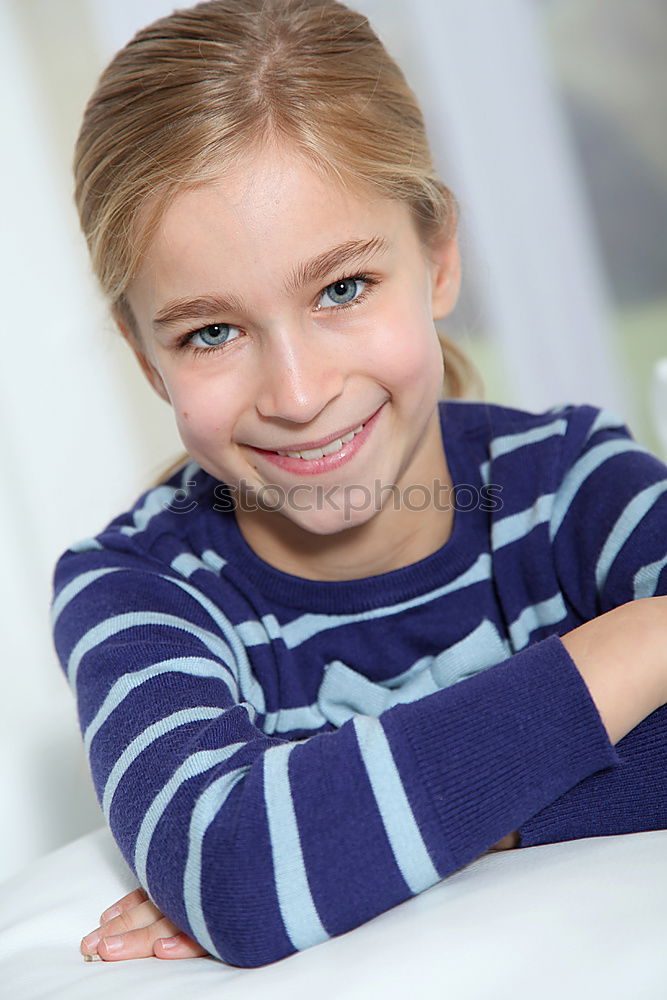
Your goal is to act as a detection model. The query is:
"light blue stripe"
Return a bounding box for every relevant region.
[170,553,208,578]
[200,549,227,573]
[480,417,570,487]
[134,463,200,530]
[278,554,492,650]
[170,550,227,578]
[634,555,667,598]
[550,439,647,540]
[318,661,394,727]
[117,487,178,537]
[491,493,555,551]
[155,576,265,712]
[584,408,627,441]
[68,537,103,553]
[353,715,438,893]
[182,762,250,961]
[263,744,329,952]
[83,657,241,753]
[134,486,176,529]
[134,741,247,886]
[404,618,511,687]
[180,461,201,486]
[261,703,329,736]
[595,481,667,593]
[50,567,122,628]
[102,707,224,817]
[508,592,568,650]
[237,614,285,647]
[117,462,200,536]
[67,611,236,689]
[490,419,567,461]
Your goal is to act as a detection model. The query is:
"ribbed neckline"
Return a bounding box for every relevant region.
[208,401,489,613]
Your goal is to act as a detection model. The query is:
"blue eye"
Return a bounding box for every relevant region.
[191,324,235,347]
[321,277,366,308]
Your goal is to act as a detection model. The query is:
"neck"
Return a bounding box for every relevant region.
[239,501,454,581]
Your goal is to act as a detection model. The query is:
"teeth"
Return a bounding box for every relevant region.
[277,423,363,460]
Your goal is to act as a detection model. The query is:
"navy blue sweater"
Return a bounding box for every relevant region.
[51,400,667,967]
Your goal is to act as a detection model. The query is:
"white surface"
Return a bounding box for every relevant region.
[1,826,666,999]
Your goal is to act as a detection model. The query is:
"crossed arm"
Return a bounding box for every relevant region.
[80,595,667,963]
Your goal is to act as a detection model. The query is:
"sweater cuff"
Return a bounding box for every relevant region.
[384,634,620,870]
[519,701,667,846]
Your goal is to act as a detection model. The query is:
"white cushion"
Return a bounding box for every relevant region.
[1,826,665,999]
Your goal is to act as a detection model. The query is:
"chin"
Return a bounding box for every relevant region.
[284,505,377,537]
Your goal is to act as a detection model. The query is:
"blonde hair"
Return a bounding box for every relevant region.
[74,0,481,482]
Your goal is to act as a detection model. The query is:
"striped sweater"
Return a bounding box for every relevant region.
[51,400,667,968]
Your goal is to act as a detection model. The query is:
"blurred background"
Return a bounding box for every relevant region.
[1,0,665,883]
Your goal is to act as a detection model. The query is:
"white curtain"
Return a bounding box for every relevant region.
[1,0,181,882]
[1,0,637,881]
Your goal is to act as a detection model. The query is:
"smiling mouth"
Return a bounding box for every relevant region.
[254,405,382,459]
[273,423,365,460]
[246,402,385,476]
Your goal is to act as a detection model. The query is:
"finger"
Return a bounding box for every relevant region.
[154,932,209,960]
[103,899,164,933]
[100,887,149,924]
[95,916,181,962]
[82,899,164,957]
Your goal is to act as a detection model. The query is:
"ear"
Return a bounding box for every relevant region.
[116,317,172,405]
[428,231,461,321]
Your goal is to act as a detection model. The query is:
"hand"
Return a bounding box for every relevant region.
[80,887,209,962]
[488,831,520,851]
[561,596,667,745]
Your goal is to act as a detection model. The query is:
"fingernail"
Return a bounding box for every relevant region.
[83,953,103,963]
[82,932,101,952]
[100,905,121,923]
[159,936,179,950]
[102,935,124,954]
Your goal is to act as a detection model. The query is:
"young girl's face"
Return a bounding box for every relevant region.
[123,142,460,541]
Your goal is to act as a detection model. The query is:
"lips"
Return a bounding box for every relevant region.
[261,412,376,456]
[247,402,385,476]
[275,423,364,460]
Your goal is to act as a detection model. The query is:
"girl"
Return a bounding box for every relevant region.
[53,0,667,970]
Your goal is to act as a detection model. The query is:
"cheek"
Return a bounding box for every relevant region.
[371,309,443,389]
[165,371,232,443]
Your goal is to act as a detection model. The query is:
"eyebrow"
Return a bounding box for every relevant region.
[152,235,390,331]
[284,235,389,296]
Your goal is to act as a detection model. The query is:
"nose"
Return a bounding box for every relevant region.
[254,325,344,423]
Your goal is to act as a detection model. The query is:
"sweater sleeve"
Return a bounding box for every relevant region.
[519,703,667,846]
[517,407,667,847]
[52,537,619,968]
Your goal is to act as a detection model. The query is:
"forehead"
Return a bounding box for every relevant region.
[141,147,415,273]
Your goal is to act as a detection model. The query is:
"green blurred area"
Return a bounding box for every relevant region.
[613,298,667,455]
[462,297,667,457]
